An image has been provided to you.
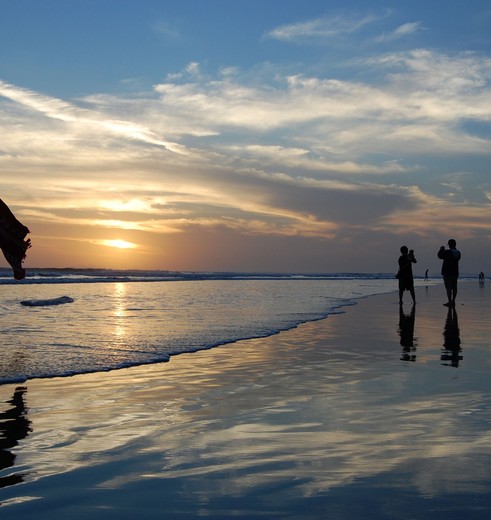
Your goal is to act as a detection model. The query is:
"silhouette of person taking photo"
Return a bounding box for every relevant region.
[397,246,417,304]
[437,239,461,306]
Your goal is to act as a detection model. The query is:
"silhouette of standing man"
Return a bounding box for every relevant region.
[438,239,461,306]
[398,246,417,304]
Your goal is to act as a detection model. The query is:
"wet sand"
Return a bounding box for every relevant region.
[1,281,490,519]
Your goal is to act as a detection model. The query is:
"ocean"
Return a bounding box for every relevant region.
[0,269,436,384]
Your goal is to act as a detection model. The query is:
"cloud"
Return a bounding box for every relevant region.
[2,45,491,270]
[0,81,183,153]
[265,13,379,43]
[3,49,491,176]
[376,22,423,42]
[152,20,181,41]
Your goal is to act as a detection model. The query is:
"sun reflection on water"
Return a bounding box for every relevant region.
[112,282,127,338]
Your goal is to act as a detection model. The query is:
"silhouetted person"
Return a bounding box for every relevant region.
[424,269,429,281]
[397,246,417,304]
[398,304,416,362]
[0,386,31,488]
[441,306,462,367]
[479,272,485,284]
[438,239,461,306]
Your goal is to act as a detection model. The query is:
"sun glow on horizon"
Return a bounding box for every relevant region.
[101,239,137,249]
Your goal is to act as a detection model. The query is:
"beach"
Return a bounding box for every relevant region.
[1,281,490,519]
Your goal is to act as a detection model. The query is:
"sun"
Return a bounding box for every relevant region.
[102,239,137,249]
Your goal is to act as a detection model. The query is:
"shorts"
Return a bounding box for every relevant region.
[444,275,458,292]
[399,277,414,292]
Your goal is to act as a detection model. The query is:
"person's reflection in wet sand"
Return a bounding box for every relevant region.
[398,303,417,362]
[441,306,462,367]
[0,386,31,488]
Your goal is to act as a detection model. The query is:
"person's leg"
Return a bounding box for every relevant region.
[410,287,416,304]
[446,288,452,303]
[444,277,452,305]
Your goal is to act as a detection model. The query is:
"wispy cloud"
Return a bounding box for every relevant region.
[375,22,423,42]
[152,20,181,40]
[0,80,185,153]
[264,13,379,43]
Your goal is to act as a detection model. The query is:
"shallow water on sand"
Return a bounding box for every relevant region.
[1,282,491,519]
[0,277,400,383]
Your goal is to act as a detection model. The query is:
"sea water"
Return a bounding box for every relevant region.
[0,269,434,384]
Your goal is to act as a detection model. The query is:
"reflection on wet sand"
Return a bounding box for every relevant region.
[441,306,462,367]
[0,387,31,488]
[398,304,417,362]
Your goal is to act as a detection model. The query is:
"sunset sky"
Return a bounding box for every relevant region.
[1,0,491,274]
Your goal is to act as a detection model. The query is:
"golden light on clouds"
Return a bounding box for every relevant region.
[98,198,153,213]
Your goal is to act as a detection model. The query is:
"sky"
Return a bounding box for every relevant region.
[1,0,491,274]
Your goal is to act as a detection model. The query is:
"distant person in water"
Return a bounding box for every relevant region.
[437,239,461,306]
[479,272,485,283]
[424,269,429,281]
[398,246,417,305]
